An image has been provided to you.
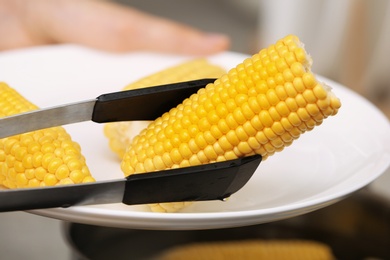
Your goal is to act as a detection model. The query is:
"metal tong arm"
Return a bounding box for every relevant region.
[0,155,261,212]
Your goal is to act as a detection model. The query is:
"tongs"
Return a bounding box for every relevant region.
[0,79,261,212]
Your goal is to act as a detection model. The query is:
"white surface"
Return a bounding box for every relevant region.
[1,45,389,230]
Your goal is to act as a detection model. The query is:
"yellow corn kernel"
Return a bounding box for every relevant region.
[119,35,341,212]
[0,82,95,189]
[104,59,226,159]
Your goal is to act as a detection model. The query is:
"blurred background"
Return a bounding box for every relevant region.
[1,0,389,259]
[119,0,390,118]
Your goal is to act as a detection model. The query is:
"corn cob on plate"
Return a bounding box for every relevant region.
[0,40,389,229]
[0,79,262,211]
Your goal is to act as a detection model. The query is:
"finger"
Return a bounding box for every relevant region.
[30,0,230,54]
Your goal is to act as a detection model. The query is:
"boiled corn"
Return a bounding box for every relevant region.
[0,82,95,188]
[104,59,226,158]
[158,240,335,260]
[119,35,341,212]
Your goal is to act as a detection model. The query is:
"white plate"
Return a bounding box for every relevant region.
[1,45,389,230]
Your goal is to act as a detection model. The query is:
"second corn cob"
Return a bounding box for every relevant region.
[0,82,95,189]
[158,240,335,260]
[119,35,341,212]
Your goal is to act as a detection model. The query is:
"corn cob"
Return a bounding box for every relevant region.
[119,35,341,213]
[104,59,226,159]
[158,240,335,260]
[0,82,95,188]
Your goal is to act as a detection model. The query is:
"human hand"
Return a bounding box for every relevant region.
[0,0,230,54]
